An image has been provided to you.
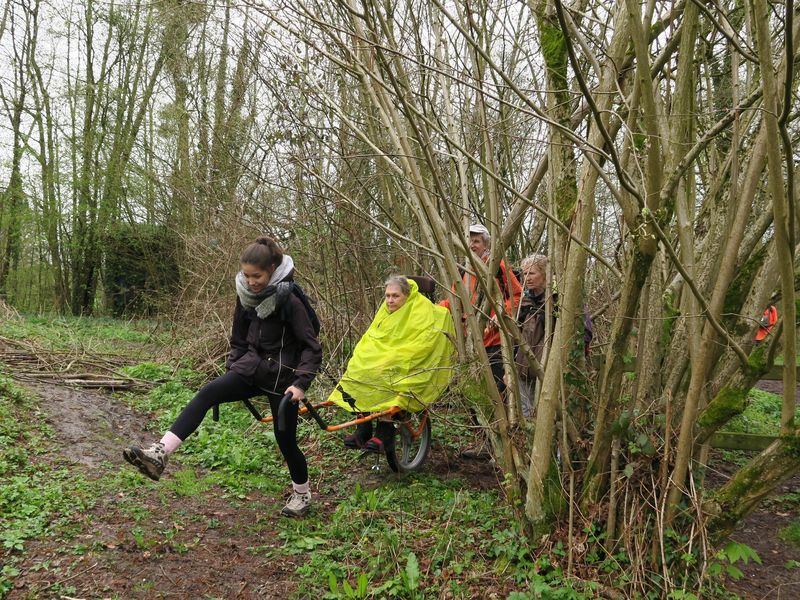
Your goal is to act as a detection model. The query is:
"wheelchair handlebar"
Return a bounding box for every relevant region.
[277,392,329,432]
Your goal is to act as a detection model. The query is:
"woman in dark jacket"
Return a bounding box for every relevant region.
[514,254,592,417]
[123,236,322,517]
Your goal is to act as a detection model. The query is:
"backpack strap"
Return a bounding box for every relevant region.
[279,283,321,335]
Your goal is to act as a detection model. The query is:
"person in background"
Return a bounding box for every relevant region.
[755,303,778,343]
[515,254,550,417]
[440,223,522,458]
[123,236,322,518]
[514,254,593,417]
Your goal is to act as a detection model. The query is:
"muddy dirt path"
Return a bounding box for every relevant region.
[7,382,302,599]
[26,382,146,470]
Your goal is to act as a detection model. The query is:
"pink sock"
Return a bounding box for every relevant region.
[293,481,310,494]
[160,431,183,454]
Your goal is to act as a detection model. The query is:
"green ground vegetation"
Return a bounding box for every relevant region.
[724,388,783,435]
[779,520,800,548]
[0,314,167,355]
[0,373,98,597]
[713,388,783,467]
[0,315,773,598]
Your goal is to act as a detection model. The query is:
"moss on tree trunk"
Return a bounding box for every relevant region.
[707,435,800,541]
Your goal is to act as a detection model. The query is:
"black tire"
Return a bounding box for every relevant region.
[385,410,432,473]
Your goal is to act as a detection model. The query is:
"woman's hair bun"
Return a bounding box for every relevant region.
[241,236,283,270]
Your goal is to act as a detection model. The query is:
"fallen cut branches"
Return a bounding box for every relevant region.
[0,336,143,390]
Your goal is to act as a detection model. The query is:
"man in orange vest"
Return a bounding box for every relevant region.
[441,223,522,393]
[440,224,522,459]
[755,304,778,342]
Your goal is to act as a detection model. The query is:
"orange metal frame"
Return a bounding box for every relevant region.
[260,401,403,432]
[260,401,428,441]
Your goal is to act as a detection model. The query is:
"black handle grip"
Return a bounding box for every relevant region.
[300,397,328,430]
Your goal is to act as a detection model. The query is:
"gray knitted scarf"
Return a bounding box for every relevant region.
[235,255,295,319]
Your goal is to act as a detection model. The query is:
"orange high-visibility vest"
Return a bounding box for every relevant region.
[755,304,778,341]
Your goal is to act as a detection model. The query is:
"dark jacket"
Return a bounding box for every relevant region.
[226,293,322,393]
[515,290,550,380]
[514,290,593,380]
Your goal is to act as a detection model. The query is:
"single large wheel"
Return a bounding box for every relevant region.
[385,410,432,473]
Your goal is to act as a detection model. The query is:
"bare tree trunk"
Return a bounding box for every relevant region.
[163,0,194,230]
[751,0,796,435]
[0,5,27,300]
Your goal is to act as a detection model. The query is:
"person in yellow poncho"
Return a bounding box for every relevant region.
[328,275,456,453]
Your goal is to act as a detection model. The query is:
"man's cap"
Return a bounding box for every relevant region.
[468,223,490,236]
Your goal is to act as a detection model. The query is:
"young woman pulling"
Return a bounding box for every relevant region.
[123,236,322,517]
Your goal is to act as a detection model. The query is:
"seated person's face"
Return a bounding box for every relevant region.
[469,233,489,258]
[524,267,545,294]
[384,284,408,313]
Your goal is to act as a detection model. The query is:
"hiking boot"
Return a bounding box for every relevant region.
[123,442,168,481]
[281,491,312,517]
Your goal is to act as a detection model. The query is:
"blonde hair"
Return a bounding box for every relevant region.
[520,254,548,278]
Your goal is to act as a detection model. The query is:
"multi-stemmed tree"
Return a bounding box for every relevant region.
[0,0,797,591]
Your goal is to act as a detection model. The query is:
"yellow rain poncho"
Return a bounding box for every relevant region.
[328,279,456,413]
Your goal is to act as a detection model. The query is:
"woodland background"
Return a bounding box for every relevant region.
[0,0,798,595]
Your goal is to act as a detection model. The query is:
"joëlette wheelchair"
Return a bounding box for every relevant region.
[213,276,440,473]
[218,392,432,473]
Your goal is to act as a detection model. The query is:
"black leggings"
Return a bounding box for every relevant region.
[169,370,308,484]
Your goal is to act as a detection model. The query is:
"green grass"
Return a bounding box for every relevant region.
[723,388,782,435]
[0,314,166,354]
[274,476,590,599]
[0,373,99,597]
[779,520,800,547]
[715,388,782,465]
[772,351,800,367]
[768,491,800,510]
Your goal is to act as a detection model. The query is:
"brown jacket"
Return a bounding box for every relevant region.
[515,291,550,380]
[514,290,593,380]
